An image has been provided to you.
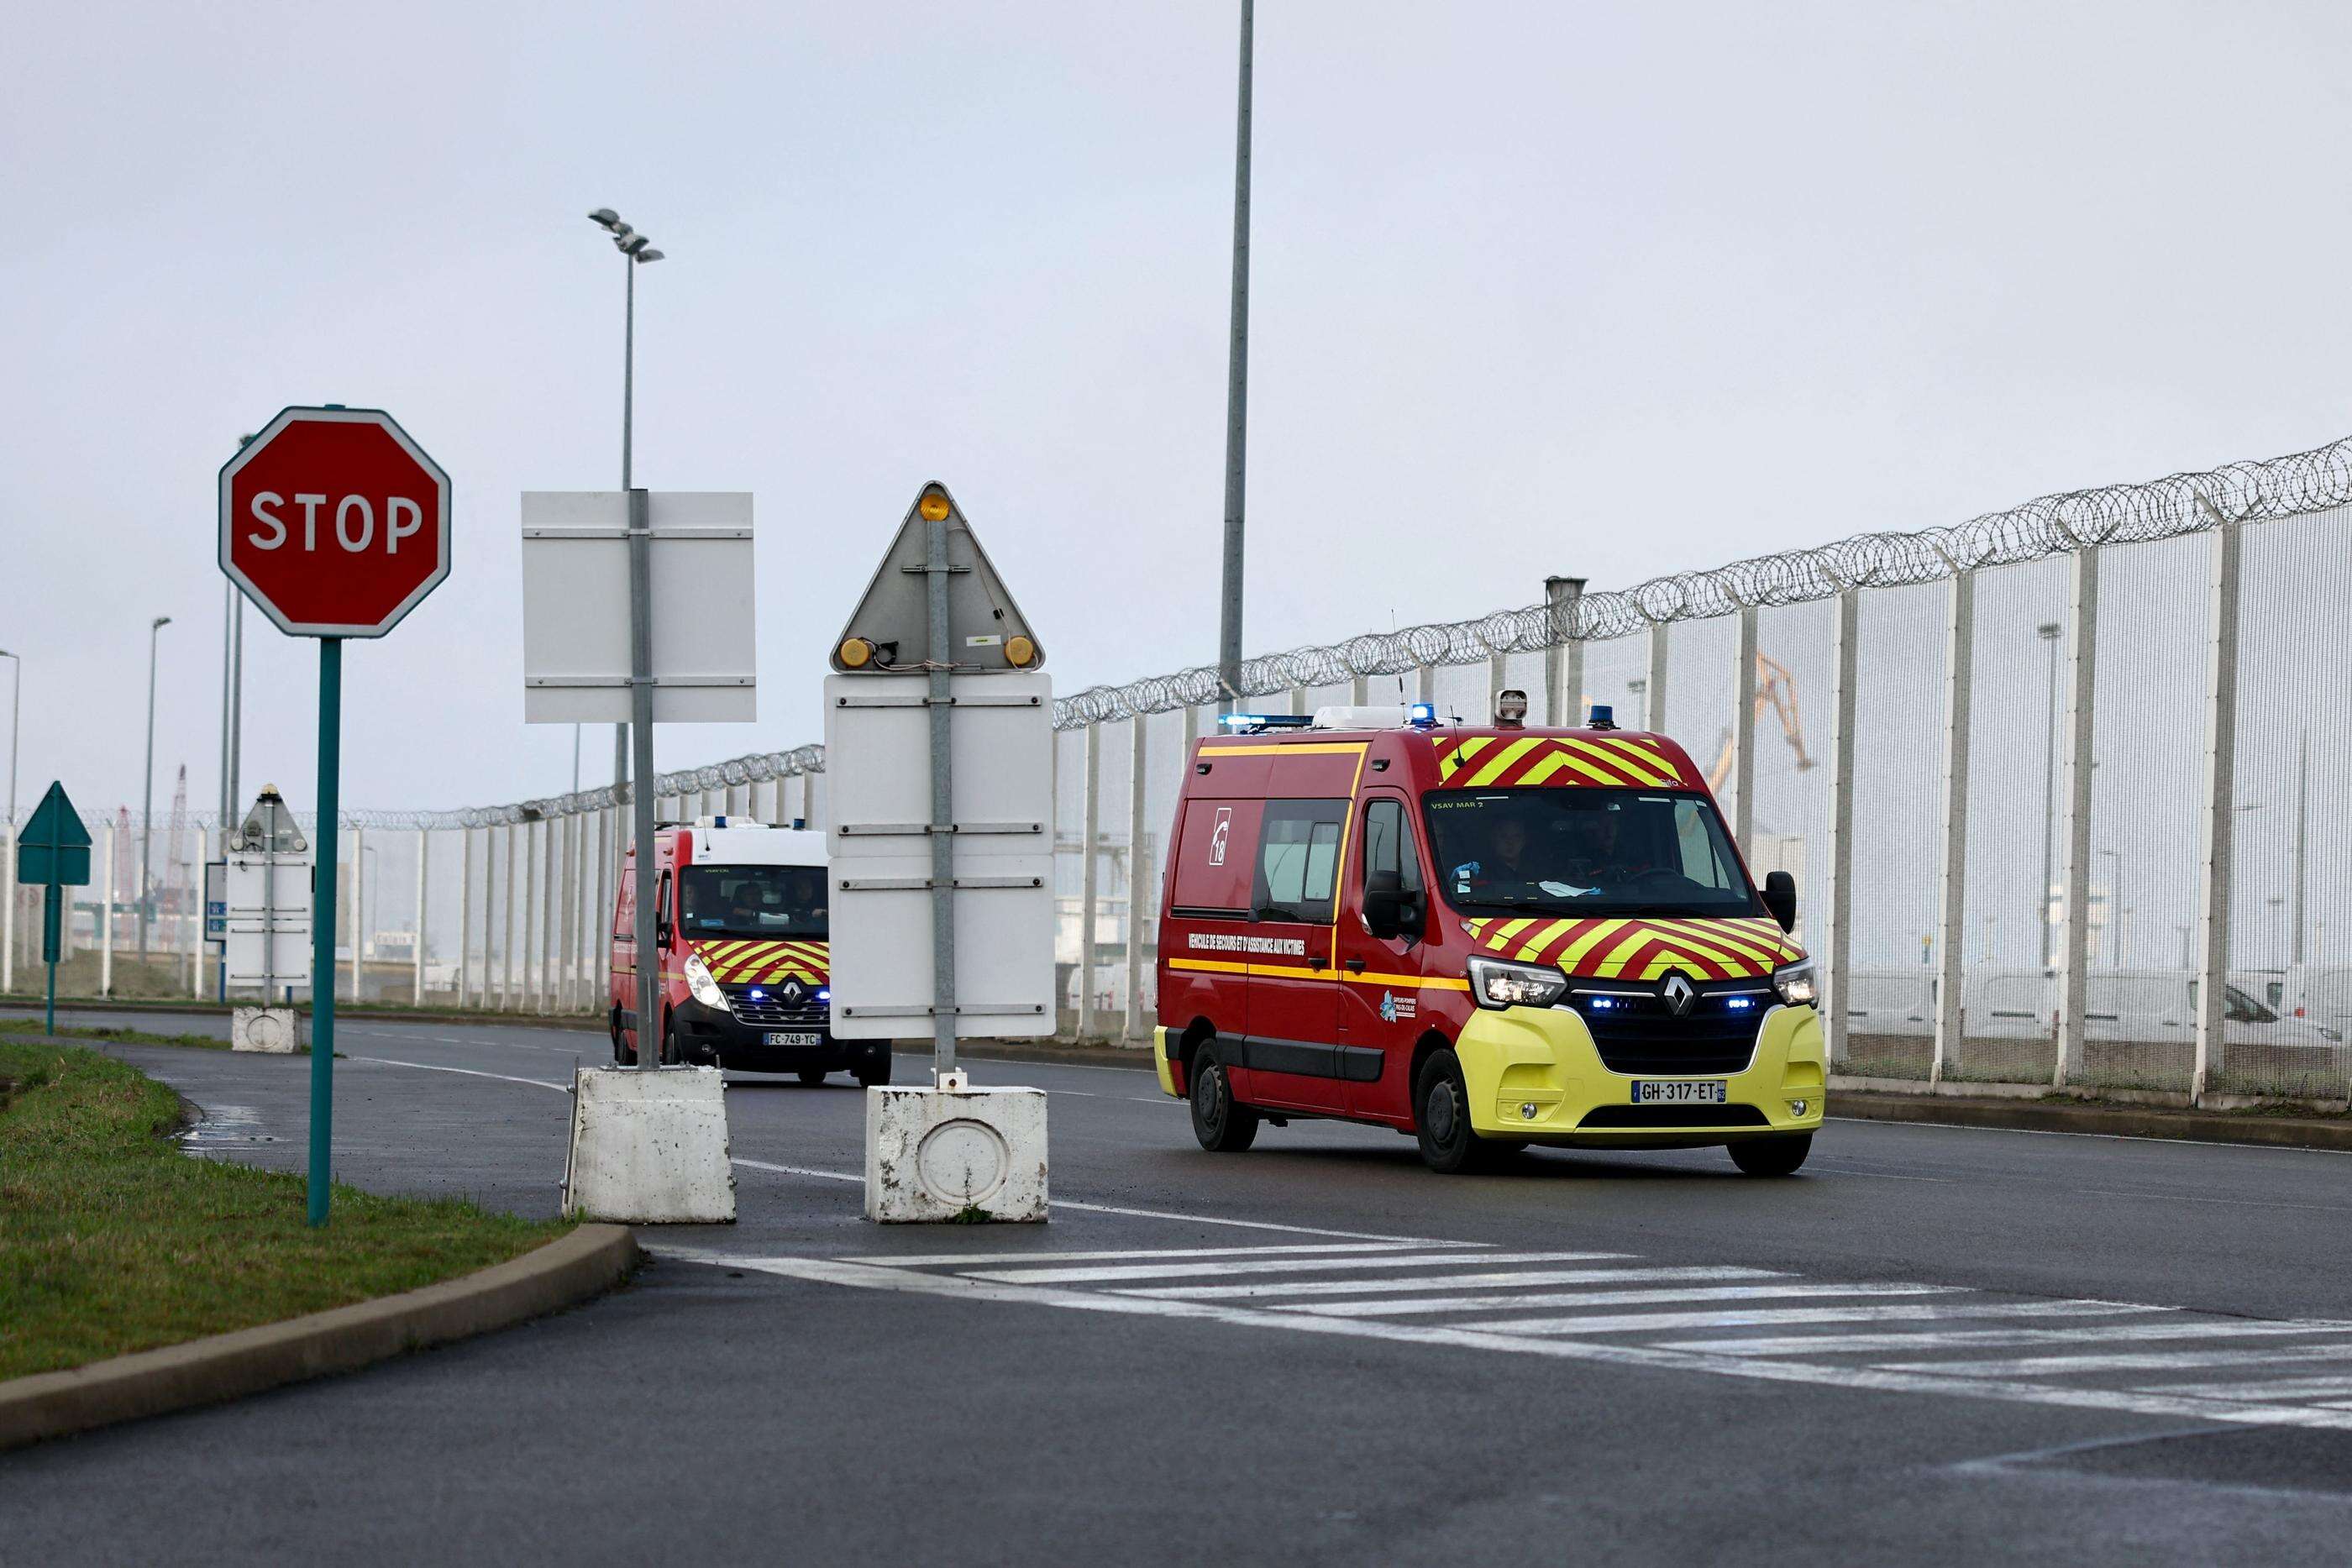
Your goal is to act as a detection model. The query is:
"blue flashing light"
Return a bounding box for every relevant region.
[1408,702,1436,726]
[1587,703,1617,730]
[1218,713,1257,727]
[748,988,766,999]
[1727,996,1754,1010]
[1588,996,1618,1010]
[816,987,831,1002]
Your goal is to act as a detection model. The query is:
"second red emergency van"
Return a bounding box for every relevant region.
[610,816,890,1085]
[1152,697,1823,1174]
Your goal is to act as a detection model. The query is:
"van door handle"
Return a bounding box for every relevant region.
[1344,958,1367,973]
[1305,956,1327,971]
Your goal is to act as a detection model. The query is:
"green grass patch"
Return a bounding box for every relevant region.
[0,1017,239,1051]
[0,1038,572,1381]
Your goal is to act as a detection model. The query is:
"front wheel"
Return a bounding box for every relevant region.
[1189,1046,1259,1152]
[1415,1047,1500,1174]
[796,1068,828,1086]
[611,1010,633,1066]
[1729,1134,1812,1177]
[854,1054,893,1088]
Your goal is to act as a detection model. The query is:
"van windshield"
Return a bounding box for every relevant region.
[678,864,828,940]
[1421,789,1761,920]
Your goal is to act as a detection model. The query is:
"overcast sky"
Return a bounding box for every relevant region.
[6,0,2350,826]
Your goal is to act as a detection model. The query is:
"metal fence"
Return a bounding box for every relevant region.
[11,433,2352,1109]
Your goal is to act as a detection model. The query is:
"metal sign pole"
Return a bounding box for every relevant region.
[42,883,59,1035]
[309,638,341,1226]
[628,487,660,1071]
[925,501,958,1082]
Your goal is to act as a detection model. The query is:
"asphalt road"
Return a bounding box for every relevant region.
[8,1009,2352,1565]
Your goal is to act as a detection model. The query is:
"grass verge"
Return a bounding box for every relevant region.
[0,1038,572,1382]
[1,1017,239,1051]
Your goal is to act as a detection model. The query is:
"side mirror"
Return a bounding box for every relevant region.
[1362,871,1405,941]
[1762,870,1797,934]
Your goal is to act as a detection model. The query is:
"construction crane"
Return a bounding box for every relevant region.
[1708,652,1815,791]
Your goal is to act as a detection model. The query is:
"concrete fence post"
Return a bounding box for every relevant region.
[1646,623,1670,734]
[1487,652,1506,720]
[1930,570,1976,1088]
[1415,666,1434,709]
[2054,547,2101,1087]
[1124,717,1148,1042]
[1823,590,1859,1070]
[1079,720,1103,1040]
[414,828,429,1006]
[101,820,115,997]
[501,822,517,1010]
[190,826,206,996]
[1730,609,1758,852]
[3,820,15,994]
[459,826,475,1009]
[2192,515,2243,1106]
[349,824,365,1002]
[1544,575,1586,725]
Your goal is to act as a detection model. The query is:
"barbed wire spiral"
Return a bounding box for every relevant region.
[156,432,2352,832]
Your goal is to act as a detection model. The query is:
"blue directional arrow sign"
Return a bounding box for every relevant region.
[15,780,92,1033]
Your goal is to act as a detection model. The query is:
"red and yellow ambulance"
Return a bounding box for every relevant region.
[609,816,890,1085]
[1152,697,1821,1174]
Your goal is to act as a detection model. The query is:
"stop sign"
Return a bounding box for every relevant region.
[218,406,453,637]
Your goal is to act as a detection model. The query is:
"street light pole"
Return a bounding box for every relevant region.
[589,208,664,814]
[1215,0,1254,713]
[139,615,171,963]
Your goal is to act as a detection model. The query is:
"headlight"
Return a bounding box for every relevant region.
[1773,960,1817,1009]
[683,951,729,1012]
[1467,955,1568,1011]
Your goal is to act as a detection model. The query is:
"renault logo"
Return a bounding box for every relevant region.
[783,981,803,1001]
[1661,974,1696,1017]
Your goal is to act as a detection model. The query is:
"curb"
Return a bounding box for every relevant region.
[1829,1090,2352,1152]
[0,1224,640,1453]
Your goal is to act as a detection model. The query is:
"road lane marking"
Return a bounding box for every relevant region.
[346,1055,570,1093]
[1278,1282,1961,1318]
[1648,1319,2308,1356]
[1127,1265,1769,1302]
[1448,1299,2156,1338]
[723,1157,1475,1244]
[963,1251,1630,1285]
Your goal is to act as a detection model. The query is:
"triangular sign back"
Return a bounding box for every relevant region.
[17,781,92,888]
[830,483,1043,674]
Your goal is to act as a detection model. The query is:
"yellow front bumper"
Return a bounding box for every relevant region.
[1153,1026,1180,1098]
[1457,1003,1824,1146]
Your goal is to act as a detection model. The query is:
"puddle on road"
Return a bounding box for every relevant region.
[177,1103,280,1153]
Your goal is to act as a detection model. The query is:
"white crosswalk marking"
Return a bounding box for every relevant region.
[1447,1299,2155,1338]
[1278,1282,1961,1318]
[1124,1264,1774,1302]
[662,1233,2352,1433]
[838,1241,1465,1267]
[1665,1318,2322,1357]
[962,1250,1630,1285]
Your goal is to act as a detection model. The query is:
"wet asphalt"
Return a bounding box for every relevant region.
[6,1008,2352,1566]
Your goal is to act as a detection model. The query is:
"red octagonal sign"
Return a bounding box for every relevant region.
[218,406,453,638]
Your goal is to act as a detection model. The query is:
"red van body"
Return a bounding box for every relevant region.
[1152,709,1824,1173]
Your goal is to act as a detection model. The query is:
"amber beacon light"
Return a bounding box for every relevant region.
[918,490,952,522]
[838,636,874,669]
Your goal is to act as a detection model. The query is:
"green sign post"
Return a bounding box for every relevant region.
[15,781,92,1036]
[220,405,452,1225]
